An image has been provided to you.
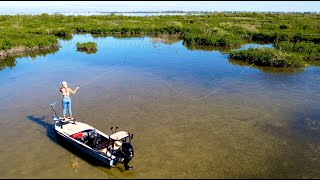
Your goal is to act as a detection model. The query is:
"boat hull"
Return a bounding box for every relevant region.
[55,128,116,167]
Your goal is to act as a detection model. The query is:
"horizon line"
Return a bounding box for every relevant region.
[1,10,319,14]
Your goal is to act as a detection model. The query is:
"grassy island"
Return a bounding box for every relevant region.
[230,47,307,67]
[76,42,98,54]
[76,42,97,50]
[0,13,319,67]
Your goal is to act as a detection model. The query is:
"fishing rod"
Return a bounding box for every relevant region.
[35,61,255,121]
[143,63,255,101]
[73,69,116,116]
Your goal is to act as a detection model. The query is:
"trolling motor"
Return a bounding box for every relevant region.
[51,102,59,120]
[50,102,75,128]
[51,102,63,129]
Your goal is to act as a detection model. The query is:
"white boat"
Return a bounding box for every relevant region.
[50,102,134,170]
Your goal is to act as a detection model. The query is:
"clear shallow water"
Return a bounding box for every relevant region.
[0,34,320,178]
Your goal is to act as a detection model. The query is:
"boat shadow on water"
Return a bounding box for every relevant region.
[26,115,126,175]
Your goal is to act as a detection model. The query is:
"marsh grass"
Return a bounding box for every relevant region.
[76,42,97,50]
[0,13,319,67]
[230,47,307,67]
[76,42,98,54]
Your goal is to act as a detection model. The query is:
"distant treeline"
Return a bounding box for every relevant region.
[59,11,319,14]
[0,13,319,67]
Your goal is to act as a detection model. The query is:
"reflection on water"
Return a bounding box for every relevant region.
[0,46,59,71]
[0,57,17,71]
[184,42,273,54]
[184,43,239,54]
[0,34,320,178]
[150,34,181,45]
[228,59,306,74]
[76,48,98,54]
[238,43,273,50]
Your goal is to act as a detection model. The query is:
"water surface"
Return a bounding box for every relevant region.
[0,34,320,178]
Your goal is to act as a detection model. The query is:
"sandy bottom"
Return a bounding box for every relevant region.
[1,65,320,178]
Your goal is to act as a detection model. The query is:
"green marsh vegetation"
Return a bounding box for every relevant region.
[76,42,98,54]
[229,40,320,67]
[229,47,307,67]
[0,13,319,67]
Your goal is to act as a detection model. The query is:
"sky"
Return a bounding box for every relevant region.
[0,1,319,14]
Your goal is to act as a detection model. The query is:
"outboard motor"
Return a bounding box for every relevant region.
[120,142,134,170]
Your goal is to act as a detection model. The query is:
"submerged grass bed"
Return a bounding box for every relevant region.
[0,13,319,66]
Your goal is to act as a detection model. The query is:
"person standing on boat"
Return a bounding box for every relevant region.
[60,81,79,119]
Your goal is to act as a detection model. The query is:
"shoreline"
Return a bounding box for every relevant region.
[0,13,318,67]
[0,44,59,60]
[1,11,319,16]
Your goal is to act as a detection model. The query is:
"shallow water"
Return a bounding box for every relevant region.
[0,34,320,178]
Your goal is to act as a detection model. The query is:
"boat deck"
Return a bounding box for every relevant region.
[56,121,95,136]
